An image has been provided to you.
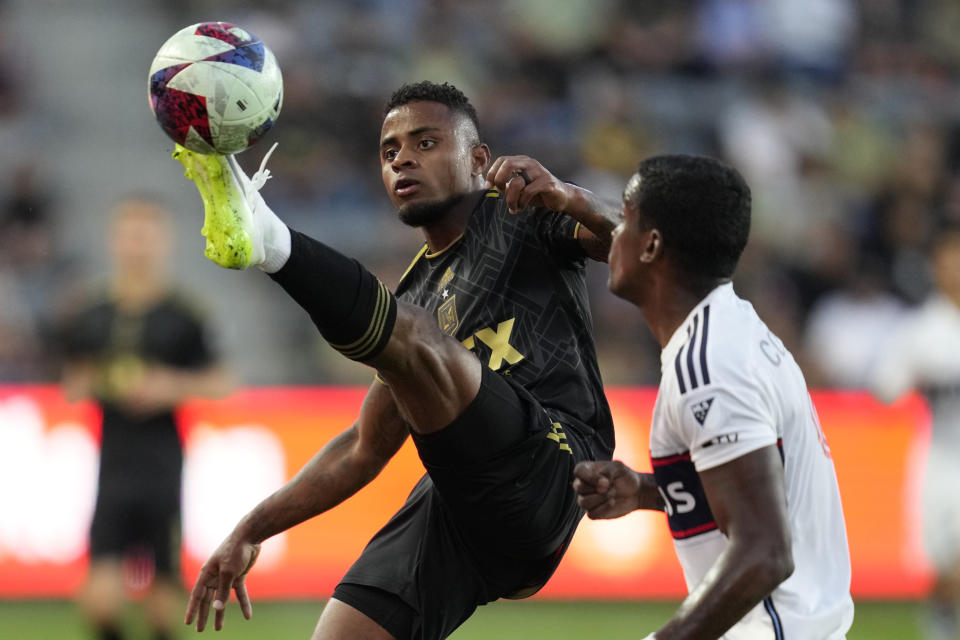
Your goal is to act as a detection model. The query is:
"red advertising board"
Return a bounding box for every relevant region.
[0,386,932,599]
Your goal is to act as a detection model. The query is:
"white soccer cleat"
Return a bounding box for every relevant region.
[173,143,280,270]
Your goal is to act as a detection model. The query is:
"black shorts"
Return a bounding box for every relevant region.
[336,366,604,639]
[89,481,181,579]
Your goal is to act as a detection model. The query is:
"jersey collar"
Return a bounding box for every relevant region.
[660,282,734,369]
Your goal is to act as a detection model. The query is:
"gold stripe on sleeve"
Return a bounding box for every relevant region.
[330,281,391,360]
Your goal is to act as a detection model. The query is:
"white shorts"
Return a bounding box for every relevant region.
[718,598,850,640]
[922,446,960,571]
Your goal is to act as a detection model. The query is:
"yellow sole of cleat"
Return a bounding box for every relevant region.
[173,144,253,269]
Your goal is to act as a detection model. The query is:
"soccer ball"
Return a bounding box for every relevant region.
[148,22,283,155]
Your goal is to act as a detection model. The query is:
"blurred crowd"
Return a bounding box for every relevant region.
[3,0,960,387]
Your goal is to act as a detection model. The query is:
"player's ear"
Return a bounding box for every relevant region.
[639,228,662,264]
[472,143,491,176]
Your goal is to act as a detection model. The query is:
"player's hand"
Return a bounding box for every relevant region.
[572,460,643,519]
[185,534,261,632]
[484,155,574,215]
[120,366,187,415]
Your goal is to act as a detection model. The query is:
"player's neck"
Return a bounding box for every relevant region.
[649,278,726,347]
[421,190,484,253]
[110,272,168,312]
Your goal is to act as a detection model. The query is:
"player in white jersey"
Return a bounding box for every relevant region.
[871,226,960,640]
[573,155,854,639]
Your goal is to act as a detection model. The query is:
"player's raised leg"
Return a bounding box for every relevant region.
[267,223,484,431]
[175,144,482,433]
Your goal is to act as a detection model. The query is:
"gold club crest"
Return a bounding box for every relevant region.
[437,295,459,336]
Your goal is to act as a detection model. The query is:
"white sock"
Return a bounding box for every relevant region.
[257,207,291,274]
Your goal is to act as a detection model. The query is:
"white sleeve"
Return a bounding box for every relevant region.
[869,322,917,404]
[678,384,778,472]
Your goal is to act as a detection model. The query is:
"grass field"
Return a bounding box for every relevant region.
[0,599,926,639]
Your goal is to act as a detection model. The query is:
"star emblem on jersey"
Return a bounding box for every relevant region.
[691,398,714,426]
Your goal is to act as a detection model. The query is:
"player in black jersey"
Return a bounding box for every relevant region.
[174,81,619,640]
[60,196,232,640]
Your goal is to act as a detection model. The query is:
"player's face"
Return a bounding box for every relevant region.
[933,232,960,302]
[608,177,651,304]
[608,203,636,299]
[109,203,172,276]
[380,101,484,225]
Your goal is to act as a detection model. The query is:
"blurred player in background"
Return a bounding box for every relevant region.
[60,196,232,640]
[871,224,960,640]
[573,155,854,639]
[173,81,619,640]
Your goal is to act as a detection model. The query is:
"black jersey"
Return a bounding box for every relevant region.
[395,190,614,454]
[61,291,215,489]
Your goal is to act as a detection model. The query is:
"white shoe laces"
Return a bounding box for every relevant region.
[248,142,279,192]
[227,142,279,196]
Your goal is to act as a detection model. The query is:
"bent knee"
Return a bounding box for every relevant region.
[382,304,477,380]
[79,562,125,621]
[377,305,482,432]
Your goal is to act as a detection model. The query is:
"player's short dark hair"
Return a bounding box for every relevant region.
[628,154,751,280]
[111,191,171,222]
[115,190,168,208]
[384,81,481,138]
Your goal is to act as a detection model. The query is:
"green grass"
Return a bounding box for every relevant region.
[0,599,925,639]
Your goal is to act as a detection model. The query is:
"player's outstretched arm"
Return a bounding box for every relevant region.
[484,155,621,262]
[652,445,794,640]
[184,381,409,632]
[573,460,663,518]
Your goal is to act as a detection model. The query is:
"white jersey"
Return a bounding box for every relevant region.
[649,283,853,639]
[872,294,960,450]
[871,295,960,570]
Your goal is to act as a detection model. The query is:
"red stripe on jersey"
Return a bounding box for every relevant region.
[671,521,718,539]
[651,451,691,467]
